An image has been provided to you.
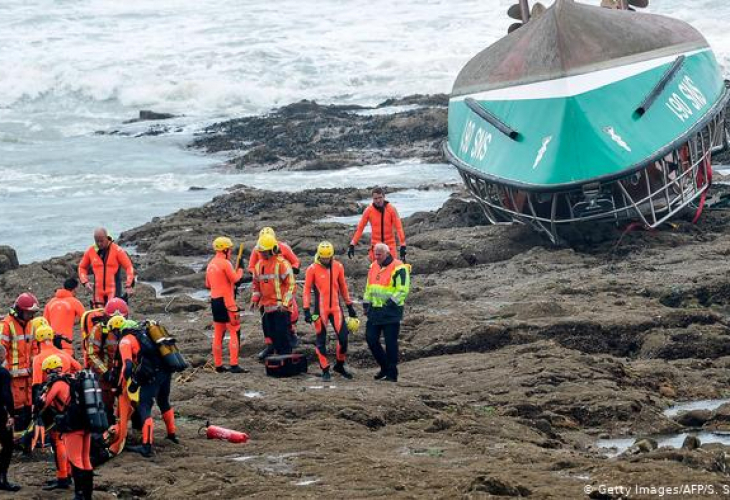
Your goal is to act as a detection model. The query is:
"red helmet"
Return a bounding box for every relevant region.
[14,293,40,313]
[104,298,129,318]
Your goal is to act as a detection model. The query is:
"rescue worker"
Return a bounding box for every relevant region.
[31,325,81,491]
[363,243,411,382]
[205,237,245,373]
[44,278,86,357]
[115,320,177,458]
[0,293,39,431]
[85,315,126,424]
[348,187,407,262]
[40,356,94,500]
[250,233,297,357]
[249,227,301,359]
[0,345,20,492]
[28,316,50,357]
[78,227,136,307]
[303,241,358,381]
[81,298,128,368]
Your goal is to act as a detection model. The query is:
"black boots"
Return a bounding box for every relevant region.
[321,368,332,382]
[257,345,275,361]
[72,468,93,500]
[333,362,353,379]
[215,366,228,373]
[0,472,20,492]
[229,365,248,374]
[127,443,153,458]
[43,477,72,490]
[165,434,180,444]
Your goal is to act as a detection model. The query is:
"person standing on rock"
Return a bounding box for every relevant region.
[303,241,358,381]
[206,237,245,374]
[78,228,136,307]
[44,278,86,358]
[114,320,178,458]
[31,325,81,492]
[364,243,410,382]
[250,232,297,357]
[0,346,21,492]
[349,187,407,263]
[248,227,301,359]
[1,293,40,432]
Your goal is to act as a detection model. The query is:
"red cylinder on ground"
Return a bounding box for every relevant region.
[205,424,249,443]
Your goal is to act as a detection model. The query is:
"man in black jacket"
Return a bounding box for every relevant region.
[0,345,21,492]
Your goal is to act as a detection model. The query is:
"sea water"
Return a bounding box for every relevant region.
[1,0,728,262]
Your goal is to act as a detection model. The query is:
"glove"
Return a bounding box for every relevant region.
[347,244,355,259]
[292,267,300,275]
[347,303,357,318]
[363,303,370,315]
[128,380,139,394]
[399,245,407,261]
[304,309,313,324]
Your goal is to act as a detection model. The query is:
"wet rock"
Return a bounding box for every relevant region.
[191,95,447,170]
[675,409,712,427]
[467,476,531,496]
[0,246,19,274]
[682,435,701,450]
[135,254,195,282]
[124,110,178,123]
[629,438,658,454]
[659,385,677,398]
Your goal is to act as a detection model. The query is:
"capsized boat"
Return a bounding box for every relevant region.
[444,0,730,242]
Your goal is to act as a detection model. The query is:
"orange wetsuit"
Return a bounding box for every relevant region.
[206,251,243,368]
[44,289,85,357]
[303,258,353,370]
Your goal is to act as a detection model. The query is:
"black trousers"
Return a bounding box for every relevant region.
[0,419,12,474]
[138,371,172,424]
[366,321,400,379]
[262,311,292,355]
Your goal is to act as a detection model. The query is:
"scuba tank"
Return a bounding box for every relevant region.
[146,321,188,373]
[202,421,249,443]
[79,370,109,433]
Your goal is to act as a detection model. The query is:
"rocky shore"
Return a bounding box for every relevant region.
[3,97,730,498]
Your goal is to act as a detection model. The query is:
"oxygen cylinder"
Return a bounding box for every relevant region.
[147,322,188,372]
[204,422,249,443]
[81,370,109,432]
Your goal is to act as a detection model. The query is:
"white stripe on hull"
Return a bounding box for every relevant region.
[451,48,709,102]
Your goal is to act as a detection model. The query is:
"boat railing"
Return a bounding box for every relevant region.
[457,110,726,243]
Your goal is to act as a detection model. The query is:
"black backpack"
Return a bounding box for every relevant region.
[50,371,109,434]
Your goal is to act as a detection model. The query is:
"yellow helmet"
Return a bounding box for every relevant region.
[259,227,276,239]
[107,315,126,331]
[346,317,361,334]
[35,325,55,343]
[30,317,49,331]
[213,236,234,252]
[317,241,335,259]
[257,233,278,252]
[42,355,63,372]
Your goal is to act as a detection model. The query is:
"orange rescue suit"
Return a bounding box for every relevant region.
[303,259,353,313]
[44,288,85,356]
[205,251,243,367]
[78,242,135,305]
[206,252,243,310]
[251,255,297,312]
[351,202,406,258]
[0,314,33,409]
[43,379,92,471]
[32,345,81,386]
